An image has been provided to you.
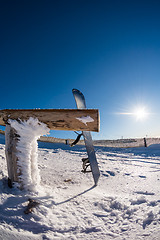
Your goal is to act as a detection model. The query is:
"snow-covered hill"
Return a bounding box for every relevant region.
[0,134,160,239]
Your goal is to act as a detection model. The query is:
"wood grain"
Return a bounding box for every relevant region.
[0,109,100,132]
[5,125,21,187]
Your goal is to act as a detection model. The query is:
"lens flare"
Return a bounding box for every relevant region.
[116,106,149,121]
[133,107,148,120]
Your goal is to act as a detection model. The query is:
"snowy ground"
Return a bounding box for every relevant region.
[0,134,160,240]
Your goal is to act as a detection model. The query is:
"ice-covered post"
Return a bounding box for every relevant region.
[5,118,50,191]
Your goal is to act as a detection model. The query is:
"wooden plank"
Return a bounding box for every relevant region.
[0,109,100,132]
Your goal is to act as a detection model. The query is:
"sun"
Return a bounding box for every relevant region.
[116,105,150,121]
[133,107,148,120]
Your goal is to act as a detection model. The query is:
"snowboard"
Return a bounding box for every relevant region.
[72,89,100,186]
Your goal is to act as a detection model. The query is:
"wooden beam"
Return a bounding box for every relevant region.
[0,109,100,132]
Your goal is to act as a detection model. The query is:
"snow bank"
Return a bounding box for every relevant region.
[8,117,50,192]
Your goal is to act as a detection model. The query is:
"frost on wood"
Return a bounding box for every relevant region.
[76,116,94,126]
[8,117,50,192]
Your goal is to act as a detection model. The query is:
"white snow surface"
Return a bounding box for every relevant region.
[0,134,160,239]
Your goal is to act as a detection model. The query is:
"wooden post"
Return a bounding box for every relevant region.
[144,137,147,147]
[5,124,22,188]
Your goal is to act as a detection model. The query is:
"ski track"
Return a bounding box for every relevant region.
[0,138,160,240]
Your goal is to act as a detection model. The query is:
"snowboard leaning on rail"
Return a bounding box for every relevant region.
[72,89,100,186]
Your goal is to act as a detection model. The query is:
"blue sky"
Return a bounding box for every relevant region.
[1,0,160,140]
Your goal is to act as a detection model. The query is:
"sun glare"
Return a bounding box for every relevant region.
[117,105,150,121]
[133,107,148,120]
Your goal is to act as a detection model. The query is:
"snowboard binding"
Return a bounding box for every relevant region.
[81,158,91,173]
[70,131,83,147]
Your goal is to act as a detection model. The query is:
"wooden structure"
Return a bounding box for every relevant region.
[0,108,100,189]
[0,109,99,132]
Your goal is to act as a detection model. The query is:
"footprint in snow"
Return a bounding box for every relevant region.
[138,175,146,178]
[143,211,154,229]
[147,201,157,207]
[102,171,115,177]
[102,173,109,177]
[130,197,147,205]
[124,173,131,176]
[106,171,115,176]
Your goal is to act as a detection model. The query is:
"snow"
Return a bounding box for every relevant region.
[76,116,94,126]
[0,133,160,239]
[7,118,50,192]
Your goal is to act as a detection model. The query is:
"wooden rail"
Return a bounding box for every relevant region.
[0,109,100,132]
